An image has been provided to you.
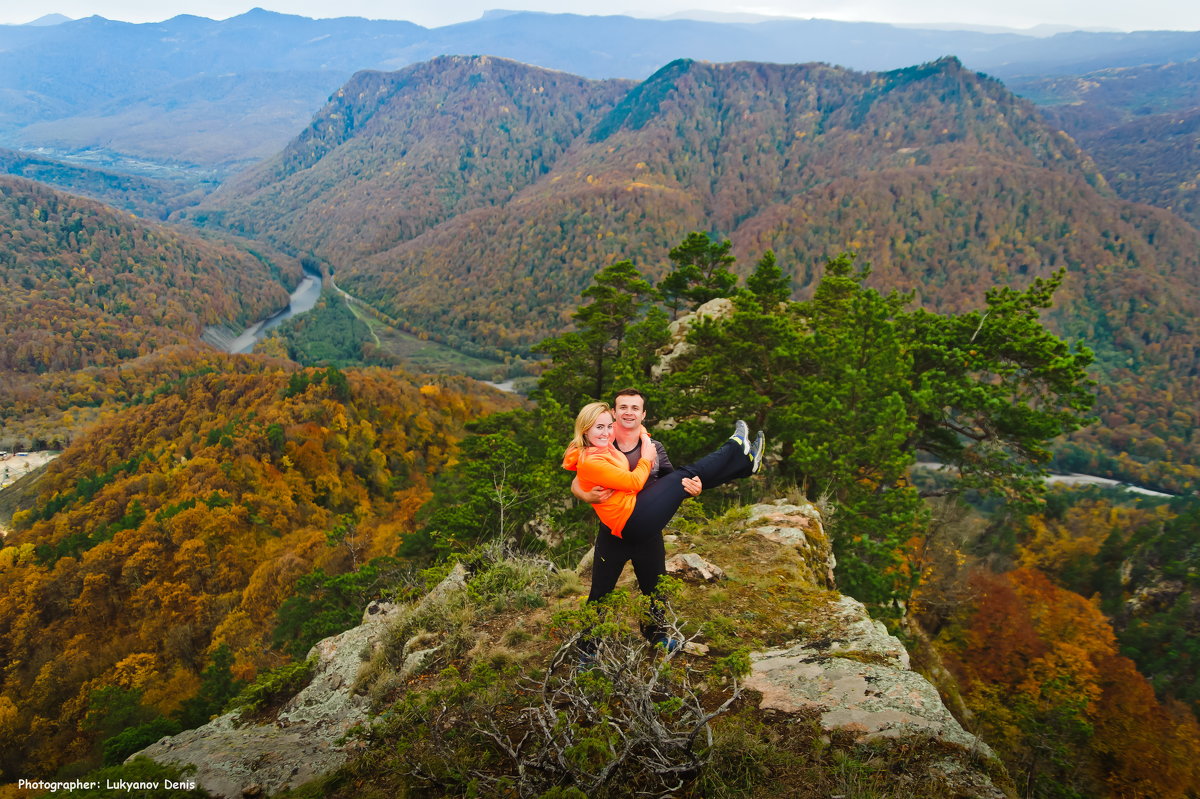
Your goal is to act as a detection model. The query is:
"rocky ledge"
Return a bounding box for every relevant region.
[134,500,1007,797]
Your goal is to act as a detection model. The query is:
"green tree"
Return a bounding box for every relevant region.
[273,559,408,658]
[85,686,183,766]
[175,644,245,729]
[408,399,595,557]
[785,255,925,603]
[904,269,1096,502]
[534,260,658,408]
[662,253,1094,604]
[744,249,792,309]
[659,232,738,318]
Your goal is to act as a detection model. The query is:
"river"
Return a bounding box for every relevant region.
[224,269,323,354]
[913,462,1174,498]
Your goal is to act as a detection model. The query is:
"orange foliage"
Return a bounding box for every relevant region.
[0,359,514,776]
[947,568,1200,797]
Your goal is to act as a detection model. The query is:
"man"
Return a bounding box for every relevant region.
[570,388,702,504]
[570,387,700,652]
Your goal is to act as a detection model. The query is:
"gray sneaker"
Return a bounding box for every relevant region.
[730,420,750,454]
[749,431,765,473]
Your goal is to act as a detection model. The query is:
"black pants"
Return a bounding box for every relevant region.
[586,440,752,642]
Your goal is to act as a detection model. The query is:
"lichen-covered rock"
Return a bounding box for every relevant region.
[728,505,1006,797]
[651,297,735,378]
[745,594,996,757]
[665,552,725,582]
[745,499,836,589]
[131,567,467,798]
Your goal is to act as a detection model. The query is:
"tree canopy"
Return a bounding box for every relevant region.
[530,235,1095,604]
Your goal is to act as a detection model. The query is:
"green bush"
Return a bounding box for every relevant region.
[230,658,316,719]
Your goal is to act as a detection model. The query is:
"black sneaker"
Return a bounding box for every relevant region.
[749,431,765,474]
[730,420,750,454]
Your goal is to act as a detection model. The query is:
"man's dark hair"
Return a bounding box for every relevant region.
[613,388,646,405]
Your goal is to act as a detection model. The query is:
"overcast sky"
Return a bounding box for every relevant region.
[3,0,1199,32]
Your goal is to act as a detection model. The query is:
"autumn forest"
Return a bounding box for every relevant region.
[2,33,1200,799]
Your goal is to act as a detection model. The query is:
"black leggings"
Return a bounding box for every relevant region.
[586,440,752,641]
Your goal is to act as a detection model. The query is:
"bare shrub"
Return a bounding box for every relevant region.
[384,581,748,797]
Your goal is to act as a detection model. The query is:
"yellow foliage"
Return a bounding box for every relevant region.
[109,653,160,691]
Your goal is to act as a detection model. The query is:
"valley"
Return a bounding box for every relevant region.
[2,10,1200,798]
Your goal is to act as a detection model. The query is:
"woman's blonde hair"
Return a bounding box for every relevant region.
[569,401,613,453]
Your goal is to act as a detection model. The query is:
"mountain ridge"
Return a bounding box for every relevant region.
[183,54,1200,492]
[190,55,1122,351]
[3,8,1199,172]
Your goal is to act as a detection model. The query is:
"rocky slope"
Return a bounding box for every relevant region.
[133,499,1010,798]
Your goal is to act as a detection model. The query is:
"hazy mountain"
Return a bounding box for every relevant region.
[0,9,426,168]
[21,13,72,26]
[1010,59,1200,230]
[2,8,1199,173]
[10,70,347,173]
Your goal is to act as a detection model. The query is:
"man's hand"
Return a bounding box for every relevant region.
[681,476,702,497]
[571,475,614,504]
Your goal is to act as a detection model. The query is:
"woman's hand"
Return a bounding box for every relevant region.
[640,433,656,463]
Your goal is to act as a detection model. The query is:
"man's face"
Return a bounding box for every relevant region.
[612,394,646,431]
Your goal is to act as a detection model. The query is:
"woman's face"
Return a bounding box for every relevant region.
[585,412,615,448]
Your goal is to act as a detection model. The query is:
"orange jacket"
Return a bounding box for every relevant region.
[562,442,652,538]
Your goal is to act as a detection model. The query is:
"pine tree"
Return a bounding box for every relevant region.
[659,232,738,318]
[661,253,1094,604]
[534,259,657,408]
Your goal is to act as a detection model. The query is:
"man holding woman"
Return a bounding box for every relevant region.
[563,389,764,649]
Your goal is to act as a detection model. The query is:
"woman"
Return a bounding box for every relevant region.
[563,401,763,648]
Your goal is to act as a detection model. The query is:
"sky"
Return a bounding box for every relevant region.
[2,0,1199,32]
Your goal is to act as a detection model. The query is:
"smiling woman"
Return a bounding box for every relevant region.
[583,406,616,450]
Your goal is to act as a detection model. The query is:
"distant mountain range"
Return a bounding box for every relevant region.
[1009,59,1200,231]
[22,13,71,26]
[2,8,1199,172]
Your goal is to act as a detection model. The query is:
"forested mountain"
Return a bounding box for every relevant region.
[186,55,1200,492]
[1010,59,1200,230]
[185,57,633,264]
[0,175,301,373]
[0,360,514,777]
[0,175,306,448]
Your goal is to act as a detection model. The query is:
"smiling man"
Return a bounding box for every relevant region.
[571,388,701,504]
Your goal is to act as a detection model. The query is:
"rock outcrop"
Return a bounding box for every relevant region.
[729,500,1005,797]
[743,500,837,589]
[745,594,992,753]
[131,566,468,798]
[665,552,725,582]
[650,296,734,379]
[135,502,1006,797]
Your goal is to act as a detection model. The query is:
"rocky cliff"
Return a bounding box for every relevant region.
[133,498,1011,797]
